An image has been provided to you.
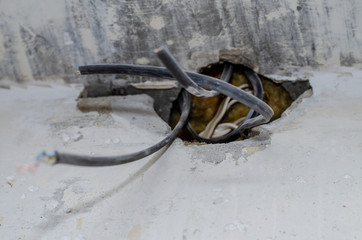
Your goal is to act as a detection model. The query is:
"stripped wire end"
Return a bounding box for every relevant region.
[36,151,58,164]
[15,151,58,174]
[153,46,164,54]
[76,70,81,75]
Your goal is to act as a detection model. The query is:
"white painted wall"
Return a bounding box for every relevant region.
[1,0,362,82]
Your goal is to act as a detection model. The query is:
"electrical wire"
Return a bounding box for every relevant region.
[53,90,191,166]
[155,47,219,97]
[155,47,263,140]
[78,66,272,119]
[79,65,273,127]
[79,64,272,141]
[198,84,249,139]
[38,46,273,167]
[195,68,242,138]
[184,67,265,143]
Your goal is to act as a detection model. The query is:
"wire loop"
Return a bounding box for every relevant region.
[39,46,274,167]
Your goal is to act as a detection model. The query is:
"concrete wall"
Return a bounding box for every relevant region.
[1,0,362,82]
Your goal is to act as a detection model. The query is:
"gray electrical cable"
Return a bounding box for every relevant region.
[185,67,264,143]
[55,90,191,166]
[219,63,233,82]
[80,61,266,143]
[78,65,273,120]
[154,46,219,97]
[39,47,273,167]
[155,49,273,134]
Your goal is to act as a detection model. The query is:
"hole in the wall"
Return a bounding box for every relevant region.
[77,61,311,144]
[168,62,312,142]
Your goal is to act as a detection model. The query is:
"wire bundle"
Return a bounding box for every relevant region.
[38,46,273,167]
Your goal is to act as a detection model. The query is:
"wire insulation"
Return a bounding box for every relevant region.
[56,90,191,166]
[185,67,265,143]
[155,47,219,97]
[78,65,273,121]
[45,46,274,167]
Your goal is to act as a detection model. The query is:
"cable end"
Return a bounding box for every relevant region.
[76,70,81,75]
[15,151,57,174]
[154,46,166,54]
[35,151,58,165]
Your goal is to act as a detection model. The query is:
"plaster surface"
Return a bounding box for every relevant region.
[1,0,362,82]
[0,67,362,239]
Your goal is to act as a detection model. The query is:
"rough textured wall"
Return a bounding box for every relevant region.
[1,0,362,82]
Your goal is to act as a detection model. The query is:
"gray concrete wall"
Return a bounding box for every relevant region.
[1,0,362,82]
